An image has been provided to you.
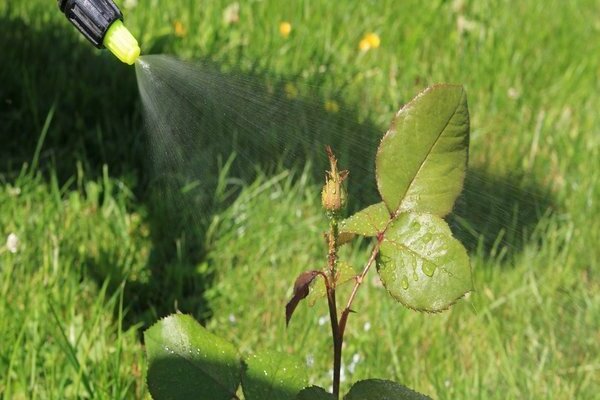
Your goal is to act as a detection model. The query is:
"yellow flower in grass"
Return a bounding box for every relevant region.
[324,100,340,113]
[365,32,380,48]
[173,20,187,38]
[279,21,292,38]
[359,32,381,52]
[284,82,298,99]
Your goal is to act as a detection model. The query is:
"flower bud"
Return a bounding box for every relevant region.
[321,146,348,213]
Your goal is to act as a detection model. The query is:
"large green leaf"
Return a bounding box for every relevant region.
[377,213,472,312]
[242,351,308,400]
[339,202,391,237]
[376,84,469,217]
[296,386,335,400]
[344,379,431,400]
[144,314,241,400]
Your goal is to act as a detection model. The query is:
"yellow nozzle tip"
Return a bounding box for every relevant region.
[103,20,140,65]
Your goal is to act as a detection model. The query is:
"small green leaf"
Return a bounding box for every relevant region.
[144,314,241,400]
[339,202,391,237]
[337,231,357,246]
[296,386,335,400]
[242,351,308,400]
[376,84,469,217]
[377,213,472,312]
[306,262,357,307]
[344,379,432,400]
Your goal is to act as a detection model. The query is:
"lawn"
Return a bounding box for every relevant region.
[1,0,599,399]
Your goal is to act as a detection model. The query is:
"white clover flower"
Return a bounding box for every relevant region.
[223,2,240,25]
[123,0,138,10]
[305,354,314,367]
[228,313,236,324]
[7,186,21,196]
[6,233,19,254]
[329,364,347,382]
[340,364,347,382]
[348,353,361,374]
[363,321,371,332]
[318,315,328,326]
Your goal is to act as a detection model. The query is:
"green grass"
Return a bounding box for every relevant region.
[1,0,599,398]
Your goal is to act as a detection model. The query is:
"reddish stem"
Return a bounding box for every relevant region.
[338,237,382,337]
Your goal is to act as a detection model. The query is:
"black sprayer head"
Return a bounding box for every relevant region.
[58,0,140,64]
[58,0,123,48]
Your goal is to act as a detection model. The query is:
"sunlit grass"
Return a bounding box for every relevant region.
[1,0,599,398]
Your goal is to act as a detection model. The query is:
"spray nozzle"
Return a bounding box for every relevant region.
[58,0,140,65]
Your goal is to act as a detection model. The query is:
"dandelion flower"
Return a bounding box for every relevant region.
[365,32,380,48]
[173,20,187,38]
[358,38,371,52]
[279,21,292,38]
[359,32,381,51]
[6,233,19,254]
[223,2,240,25]
[284,82,298,99]
[324,100,340,113]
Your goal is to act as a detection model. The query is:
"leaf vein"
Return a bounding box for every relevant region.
[394,90,463,215]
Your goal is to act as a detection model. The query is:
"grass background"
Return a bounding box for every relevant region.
[1,0,599,398]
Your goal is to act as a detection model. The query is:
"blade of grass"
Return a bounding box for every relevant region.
[48,301,94,398]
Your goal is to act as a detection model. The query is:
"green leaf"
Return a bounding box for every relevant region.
[306,262,357,307]
[377,213,472,312]
[144,314,241,400]
[344,379,432,400]
[376,84,469,217]
[242,351,308,400]
[296,386,335,400]
[339,202,391,237]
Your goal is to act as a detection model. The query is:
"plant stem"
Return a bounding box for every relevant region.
[327,218,338,282]
[326,218,342,399]
[327,287,342,399]
[338,236,383,347]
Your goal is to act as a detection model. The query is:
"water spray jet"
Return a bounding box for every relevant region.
[58,0,140,65]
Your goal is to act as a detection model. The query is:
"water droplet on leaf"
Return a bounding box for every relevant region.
[422,264,435,277]
[401,277,408,289]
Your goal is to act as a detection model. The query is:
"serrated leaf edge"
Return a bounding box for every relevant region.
[375,84,466,217]
[344,378,433,400]
[376,252,473,314]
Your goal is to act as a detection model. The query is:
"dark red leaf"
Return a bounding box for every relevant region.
[285,270,320,326]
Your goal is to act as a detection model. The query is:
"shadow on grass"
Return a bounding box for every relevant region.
[0,16,142,179]
[450,169,555,263]
[0,14,555,331]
